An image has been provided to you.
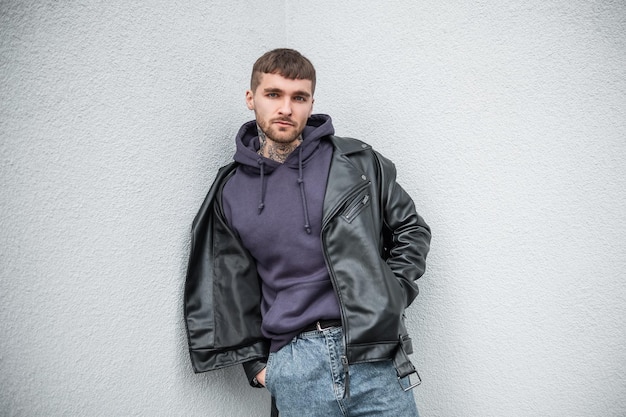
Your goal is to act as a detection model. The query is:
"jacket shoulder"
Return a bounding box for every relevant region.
[329,135,372,154]
[191,162,237,229]
[329,135,396,178]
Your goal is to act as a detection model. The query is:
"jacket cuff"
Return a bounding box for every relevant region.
[243,358,267,388]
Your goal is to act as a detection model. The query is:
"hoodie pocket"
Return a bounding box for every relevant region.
[341,193,371,223]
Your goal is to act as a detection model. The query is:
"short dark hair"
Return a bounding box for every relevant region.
[250,48,316,94]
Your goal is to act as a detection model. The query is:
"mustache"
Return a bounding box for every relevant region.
[272,117,295,125]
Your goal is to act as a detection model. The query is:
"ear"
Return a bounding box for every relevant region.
[308,98,315,117]
[245,90,255,110]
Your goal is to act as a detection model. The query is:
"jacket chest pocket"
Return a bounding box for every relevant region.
[341,193,371,223]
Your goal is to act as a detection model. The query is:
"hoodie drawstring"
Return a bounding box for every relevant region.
[297,146,312,234]
[256,147,312,235]
[257,158,266,214]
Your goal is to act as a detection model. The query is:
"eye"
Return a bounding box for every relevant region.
[267,93,279,98]
[294,96,307,102]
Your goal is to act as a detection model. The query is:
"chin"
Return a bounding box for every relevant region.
[268,130,301,144]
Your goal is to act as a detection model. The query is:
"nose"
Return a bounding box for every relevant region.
[278,98,292,116]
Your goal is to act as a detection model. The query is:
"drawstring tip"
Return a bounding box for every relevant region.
[305,225,311,234]
[258,203,265,214]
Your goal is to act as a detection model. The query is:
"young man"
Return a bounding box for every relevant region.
[185,48,431,416]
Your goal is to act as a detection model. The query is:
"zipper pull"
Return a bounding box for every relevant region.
[341,355,350,398]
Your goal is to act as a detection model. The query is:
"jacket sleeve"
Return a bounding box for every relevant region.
[376,151,431,307]
[243,359,267,388]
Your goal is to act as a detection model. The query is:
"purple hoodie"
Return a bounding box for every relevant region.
[222,114,341,352]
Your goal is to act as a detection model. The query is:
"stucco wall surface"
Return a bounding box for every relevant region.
[1,1,625,416]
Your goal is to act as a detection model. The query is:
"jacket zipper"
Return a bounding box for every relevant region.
[343,194,370,222]
[322,179,371,226]
[321,179,371,399]
[341,355,350,398]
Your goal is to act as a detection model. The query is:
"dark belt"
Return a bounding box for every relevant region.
[302,319,342,332]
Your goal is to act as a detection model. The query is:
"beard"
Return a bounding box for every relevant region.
[257,117,304,144]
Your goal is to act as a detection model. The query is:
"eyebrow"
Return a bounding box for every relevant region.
[263,87,311,98]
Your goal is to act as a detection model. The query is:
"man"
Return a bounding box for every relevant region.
[185,48,431,416]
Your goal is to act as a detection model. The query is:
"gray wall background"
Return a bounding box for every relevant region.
[1,1,625,416]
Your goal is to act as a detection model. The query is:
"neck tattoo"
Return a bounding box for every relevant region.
[257,124,303,163]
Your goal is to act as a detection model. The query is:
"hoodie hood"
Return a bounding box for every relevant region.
[231,114,335,233]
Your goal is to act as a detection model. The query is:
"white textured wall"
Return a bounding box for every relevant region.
[1,1,625,416]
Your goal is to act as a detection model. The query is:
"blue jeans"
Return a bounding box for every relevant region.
[265,326,420,417]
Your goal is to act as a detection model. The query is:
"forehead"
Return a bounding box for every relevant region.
[255,73,313,95]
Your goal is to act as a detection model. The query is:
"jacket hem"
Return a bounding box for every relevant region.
[346,341,400,364]
[189,342,268,373]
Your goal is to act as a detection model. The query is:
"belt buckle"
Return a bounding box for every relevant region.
[398,370,422,392]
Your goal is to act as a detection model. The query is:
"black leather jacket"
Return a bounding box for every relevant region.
[184,135,431,386]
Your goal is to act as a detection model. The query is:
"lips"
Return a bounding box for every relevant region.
[273,118,294,126]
